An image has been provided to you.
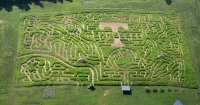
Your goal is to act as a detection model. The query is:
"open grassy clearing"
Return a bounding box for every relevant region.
[0,0,199,105]
[0,22,5,93]
[11,86,196,105]
[0,20,18,104]
[0,21,18,93]
[15,10,197,88]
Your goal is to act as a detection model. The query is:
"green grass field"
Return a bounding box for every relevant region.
[0,0,200,105]
[10,86,196,105]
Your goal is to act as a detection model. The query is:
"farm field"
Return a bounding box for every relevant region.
[0,0,199,105]
[15,10,197,88]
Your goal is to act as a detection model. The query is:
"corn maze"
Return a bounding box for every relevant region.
[15,10,195,87]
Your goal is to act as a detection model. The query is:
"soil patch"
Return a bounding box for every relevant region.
[99,22,128,32]
[111,38,124,47]
[103,90,109,97]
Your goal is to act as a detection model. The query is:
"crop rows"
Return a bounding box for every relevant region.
[16,10,191,87]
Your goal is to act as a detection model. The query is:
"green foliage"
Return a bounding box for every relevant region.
[145,88,151,93]
[118,26,125,33]
[168,88,172,92]
[153,88,158,92]
[103,26,112,32]
[115,55,132,65]
[160,89,165,93]
[0,22,18,93]
[95,81,121,86]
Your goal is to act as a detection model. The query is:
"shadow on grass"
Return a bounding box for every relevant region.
[0,0,73,12]
[123,90,132,95]
[88,85,95,91]
[166,0,172,5]
[91,87,95,91]
[67,0,73,2]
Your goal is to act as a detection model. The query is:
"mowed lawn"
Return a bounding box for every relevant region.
[11,86,196,105]
[0,0,199,105]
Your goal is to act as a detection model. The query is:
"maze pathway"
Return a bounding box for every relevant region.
[16,10,188,87]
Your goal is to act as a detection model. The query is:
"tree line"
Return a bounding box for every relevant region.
[0,0,73,11]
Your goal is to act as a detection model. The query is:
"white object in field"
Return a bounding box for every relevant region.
[158,54,165,58]
[77,58,87,63]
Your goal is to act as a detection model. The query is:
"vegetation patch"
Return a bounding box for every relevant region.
[0,21,16,94]
[0,22,4,93]
[15,10,197,88]
[0,22,3,59]
[83,0,98,6]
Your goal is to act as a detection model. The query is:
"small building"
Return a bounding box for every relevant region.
[121,86,131,91]
[173,100,183,105]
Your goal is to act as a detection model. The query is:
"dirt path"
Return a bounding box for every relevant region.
[18,53,95,84]
[102,90,109,105]
[89,68,94,84]
[98,62,102,78]
[111,38,124,47]
[100,47,105,61]
[103,90,109,96]
[18,54,75,68]
[20,66,32,81]
[41,59,53,77]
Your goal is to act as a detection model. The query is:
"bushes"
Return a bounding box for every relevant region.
[145,88,165,93]
[22,81,78,87]
[98,77,122,81]
[168,88,171,92]
[153,88,158,92]
[118,26,125,33]
[70,77,88,81]
[103,26,112,32]
[160,89,165,93]
[15,72,26,80]
[68,27,75,32]
[145,88,166,93]
[145,88,151,93]
[131,81,151,86]
[95,81,121,86]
